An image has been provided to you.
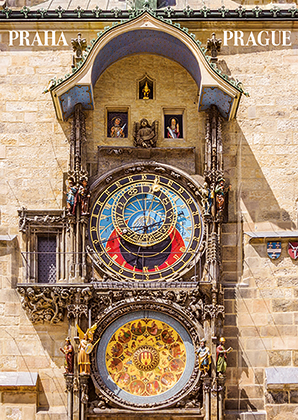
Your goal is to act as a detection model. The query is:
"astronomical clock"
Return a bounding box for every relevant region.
[16,11,234,419]
[88,166,204,282]
[86,162,207,411]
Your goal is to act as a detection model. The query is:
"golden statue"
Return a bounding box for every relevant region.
[77,323,98,375]
[142,81,150,100]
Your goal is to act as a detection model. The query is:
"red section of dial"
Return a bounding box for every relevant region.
[106,229,185,273]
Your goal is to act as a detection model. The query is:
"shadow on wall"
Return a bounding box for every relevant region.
[38,376,50,411]
[240,388,258,411]
[222,118,295,413]
[224,119,295,230]
[0,236,22,288]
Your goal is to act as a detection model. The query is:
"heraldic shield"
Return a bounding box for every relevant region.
[267,242,281,259]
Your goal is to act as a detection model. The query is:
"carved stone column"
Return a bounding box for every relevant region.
[68,103,89,283]
[211,376,226,420]
[203,376,212,420]
[80,216,88,280]
[203,105,229,419]
[69,103,87,178]
[79,374,89,420]
[64,374,74,420]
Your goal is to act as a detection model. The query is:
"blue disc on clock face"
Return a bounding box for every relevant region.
[89,172,204,281]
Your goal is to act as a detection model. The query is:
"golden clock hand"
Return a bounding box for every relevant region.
[145,180,161,226]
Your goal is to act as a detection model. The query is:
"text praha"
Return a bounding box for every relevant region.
[223,30,292,46]
[9,30,68,46]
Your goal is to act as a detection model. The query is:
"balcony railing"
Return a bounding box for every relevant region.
[20,249,203,284]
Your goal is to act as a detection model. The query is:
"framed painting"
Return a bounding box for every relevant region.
[107,111,128,138]
[164,114,183,139]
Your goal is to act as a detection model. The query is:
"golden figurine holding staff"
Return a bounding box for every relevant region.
[76,323,98,374]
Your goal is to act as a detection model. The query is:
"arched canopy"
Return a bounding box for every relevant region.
[50,12,243,121]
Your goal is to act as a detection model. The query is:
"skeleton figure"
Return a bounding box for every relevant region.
[133,119,158,148]
[199,182,213,216]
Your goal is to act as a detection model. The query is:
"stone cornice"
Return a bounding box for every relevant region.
[1,8,298,21]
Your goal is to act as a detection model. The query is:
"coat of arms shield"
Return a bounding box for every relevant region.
[288,242,298,260]
[267,241,281,259]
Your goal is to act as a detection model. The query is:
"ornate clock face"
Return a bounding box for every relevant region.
[89,172,203,281]
[95,310,196,408]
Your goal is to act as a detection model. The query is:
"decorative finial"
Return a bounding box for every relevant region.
[71,33,87,68]
[206,33,222,63]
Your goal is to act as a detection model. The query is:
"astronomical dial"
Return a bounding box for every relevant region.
[89,172,204,282]
[111,180,177,247]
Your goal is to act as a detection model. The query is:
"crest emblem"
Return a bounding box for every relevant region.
[133,346,160,371]
[267,242,281,259]
[288,242,298,259]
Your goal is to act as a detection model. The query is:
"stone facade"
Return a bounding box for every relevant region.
[0,9,298,420]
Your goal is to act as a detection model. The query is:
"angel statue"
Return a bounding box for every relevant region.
[76,323,98,375]
[133,118,158,148]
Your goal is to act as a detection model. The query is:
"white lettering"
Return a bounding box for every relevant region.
[9,30,19,46]
[272,30,281,47]
[56,32,68,46]
[234,31,244,46]
[19,30,30,46]
[223,30,233,46]
[246,32,257,46]
[8,30,69,47]
[223,30,292,48]
[44,30,56,46]
[257,31,269,46]
[282,31,292,46]
[31,32,43,46]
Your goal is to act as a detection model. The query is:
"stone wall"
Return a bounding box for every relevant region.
[0,42,72,419]
[219,25,298,419]
[0,19,298,420]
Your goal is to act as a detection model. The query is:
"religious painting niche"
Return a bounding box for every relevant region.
[107,111,128,138]
[138,75,154,100]
[164,114,183,139]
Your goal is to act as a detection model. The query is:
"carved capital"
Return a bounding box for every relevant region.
[64,374,74,392]
[203,303,225,320]
[18,208,67,233]
[211,377,226,394]
[79,374,90,404]
[202,376,212,393]
[17,285,94,324]
[67,303,88,318]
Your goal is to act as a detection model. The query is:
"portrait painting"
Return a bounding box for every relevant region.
[164,114,183,138]
[107,112,128,138]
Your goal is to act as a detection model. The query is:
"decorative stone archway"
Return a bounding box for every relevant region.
[49,11,243,121]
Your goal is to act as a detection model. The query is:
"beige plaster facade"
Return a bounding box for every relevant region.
[0,13,298,420]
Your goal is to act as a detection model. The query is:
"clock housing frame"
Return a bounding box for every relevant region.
[88,162,206,282]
